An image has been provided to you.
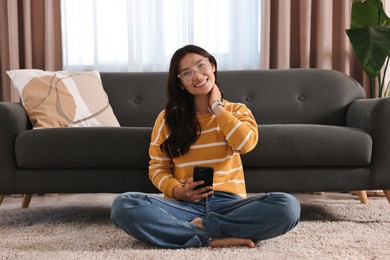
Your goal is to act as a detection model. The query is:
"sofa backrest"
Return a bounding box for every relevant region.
[101,72,168,127]
[100,69,365,127]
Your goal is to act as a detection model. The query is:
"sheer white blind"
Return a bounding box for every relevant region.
[61,0,261,72]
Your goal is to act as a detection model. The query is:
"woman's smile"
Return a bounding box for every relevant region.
[195,78,208,88]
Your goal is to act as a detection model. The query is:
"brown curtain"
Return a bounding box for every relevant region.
[0,0,62,102]
[261,0,371,97]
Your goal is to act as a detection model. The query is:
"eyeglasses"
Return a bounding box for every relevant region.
[177,58,210,81]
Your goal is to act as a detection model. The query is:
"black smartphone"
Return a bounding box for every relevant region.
[193,166,214,193]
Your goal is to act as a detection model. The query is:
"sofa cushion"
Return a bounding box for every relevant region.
[100,70,366,128]
[218,69,365,126]
[15,124,372,169]
[15,127,151,169]
[242,124,372,167]
[7,70,120,128]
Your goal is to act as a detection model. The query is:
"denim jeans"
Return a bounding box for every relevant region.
[110,191,300,249]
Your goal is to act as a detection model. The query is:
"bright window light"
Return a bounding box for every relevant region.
[61,0,261,72]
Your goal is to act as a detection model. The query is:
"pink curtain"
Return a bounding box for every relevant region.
[0,0,62,102]
[261,0,371,97]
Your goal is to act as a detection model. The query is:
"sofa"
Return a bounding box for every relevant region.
[1,69,390,208]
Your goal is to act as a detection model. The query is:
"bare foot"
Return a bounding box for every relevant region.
[190,217,203,228]
[191,217,255,248]
[210,237,255,248]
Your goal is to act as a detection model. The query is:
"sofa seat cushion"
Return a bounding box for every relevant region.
[15,124,372,169]
[15,127,152,168]
[241,124,372,167]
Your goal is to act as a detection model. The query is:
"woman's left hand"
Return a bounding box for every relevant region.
[209,84,222,107]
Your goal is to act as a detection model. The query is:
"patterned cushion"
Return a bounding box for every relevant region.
[7,70,120,128]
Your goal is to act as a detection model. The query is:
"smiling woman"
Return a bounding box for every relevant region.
[60,0,262,72]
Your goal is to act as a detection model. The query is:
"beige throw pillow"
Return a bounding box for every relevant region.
[7,70,120,128]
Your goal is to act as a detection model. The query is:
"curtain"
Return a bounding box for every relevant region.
[261,0,372,97]
[384,1,390,92]
[61,0,261,72]
[0,0,62,102]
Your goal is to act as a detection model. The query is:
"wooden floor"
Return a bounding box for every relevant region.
[0,192,368,208]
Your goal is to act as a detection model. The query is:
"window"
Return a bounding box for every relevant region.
[61,0,261,72]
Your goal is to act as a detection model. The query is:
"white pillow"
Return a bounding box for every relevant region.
[7,70,120,128]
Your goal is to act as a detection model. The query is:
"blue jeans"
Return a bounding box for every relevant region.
[110,192,300,248]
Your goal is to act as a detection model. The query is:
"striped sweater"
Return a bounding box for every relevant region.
[148,99,258,199]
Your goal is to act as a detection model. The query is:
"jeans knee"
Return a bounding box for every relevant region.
[274,193,301,225]
[110,194,125,224]
[110,192,144,224]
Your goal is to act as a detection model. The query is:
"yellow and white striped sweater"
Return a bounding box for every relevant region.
[148,99,258,199]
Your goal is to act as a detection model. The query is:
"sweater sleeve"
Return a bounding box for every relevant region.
[148,111,181,198]
[216,102,258,154]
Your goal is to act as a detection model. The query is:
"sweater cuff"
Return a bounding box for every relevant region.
[165,178,183,199]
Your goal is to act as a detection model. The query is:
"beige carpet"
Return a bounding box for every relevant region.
[1,198,390,260]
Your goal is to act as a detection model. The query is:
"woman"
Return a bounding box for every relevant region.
[111,45,300,249]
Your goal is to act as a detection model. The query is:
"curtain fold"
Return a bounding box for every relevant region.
[0,0,62,102]
[261,0,371,97]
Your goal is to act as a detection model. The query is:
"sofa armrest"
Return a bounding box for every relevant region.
[0,102,31,193]
[346,98,390,189]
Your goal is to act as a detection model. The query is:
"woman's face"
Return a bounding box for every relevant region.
[177,53,216,97]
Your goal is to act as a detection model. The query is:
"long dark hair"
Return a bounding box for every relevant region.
[160,45,219,158]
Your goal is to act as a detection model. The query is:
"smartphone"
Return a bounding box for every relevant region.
[193,166,214,193]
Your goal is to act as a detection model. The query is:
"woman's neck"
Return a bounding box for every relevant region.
[194,95,211,115]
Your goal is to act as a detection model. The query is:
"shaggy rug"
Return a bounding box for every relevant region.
[0,197,389,260]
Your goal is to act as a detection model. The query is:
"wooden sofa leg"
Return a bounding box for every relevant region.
[356,190,368,204]
[0,194,5,205]
[384,190,390,204]
[22,194,33,208]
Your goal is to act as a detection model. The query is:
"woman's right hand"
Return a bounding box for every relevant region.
[173,178,213,203]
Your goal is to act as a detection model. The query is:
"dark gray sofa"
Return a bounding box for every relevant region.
[1,69,390,207]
